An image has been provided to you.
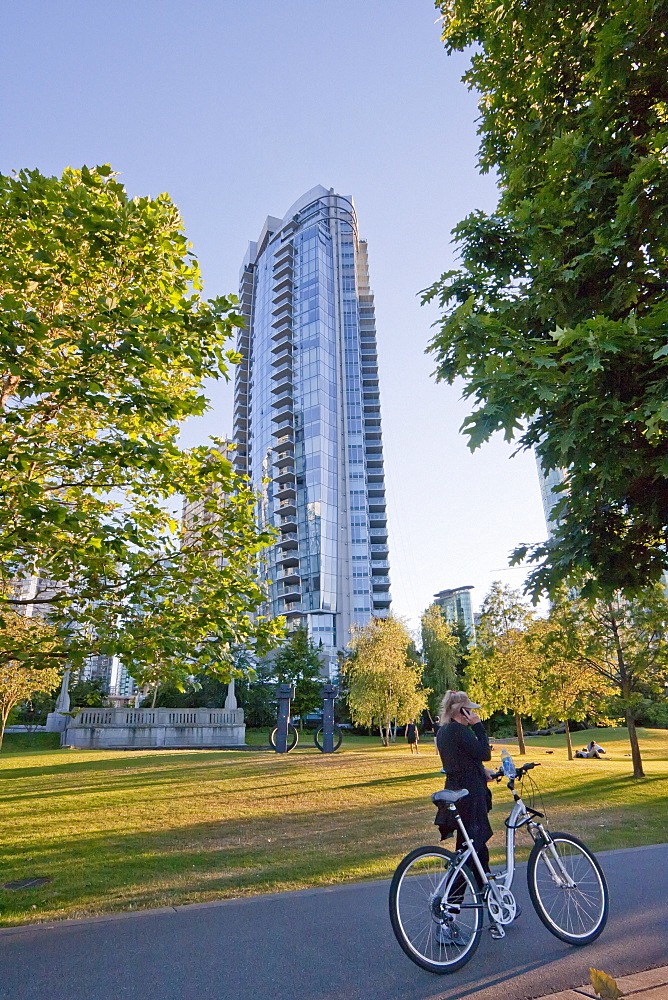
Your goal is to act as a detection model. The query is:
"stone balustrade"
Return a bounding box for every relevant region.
[63,706,246,749]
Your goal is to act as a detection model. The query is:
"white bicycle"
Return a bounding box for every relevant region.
[389,756,609,974]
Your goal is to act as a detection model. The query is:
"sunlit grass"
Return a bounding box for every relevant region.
[0,727,665,927]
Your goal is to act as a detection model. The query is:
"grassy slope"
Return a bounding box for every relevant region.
[0,727,666,927]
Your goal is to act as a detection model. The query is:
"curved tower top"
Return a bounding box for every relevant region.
[233,188,390,672]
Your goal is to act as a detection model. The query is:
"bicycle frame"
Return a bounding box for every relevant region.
[391,763,610,973]
[437,781,556,934]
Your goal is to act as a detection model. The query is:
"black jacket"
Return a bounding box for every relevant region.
[435,720,493,843]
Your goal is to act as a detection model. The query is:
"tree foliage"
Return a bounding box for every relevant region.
[344,615,429,745]
[273,625,323,725]
[426,0,668,599]
[526,617,612,759]
[421,603,460,715]
[465,583,541,753]
[0,607,62,746]
[549,586,668,776]
[0,165,284,681]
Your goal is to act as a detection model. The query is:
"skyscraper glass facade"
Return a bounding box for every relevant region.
[233,187,391,668]
[536,455,566,540]
[433,586,475,640]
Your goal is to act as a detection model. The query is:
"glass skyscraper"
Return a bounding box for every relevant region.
[535,455,566,540]
[233,186,391,671]
[433,586,475,641]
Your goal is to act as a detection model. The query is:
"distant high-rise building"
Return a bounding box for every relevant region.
[433,586,475,640]
[536,456,566,540]
[233,186,391,669]
[109,657,137,700]
[181,440,236,570]
[81,654,115,691]
[9,573,60,620]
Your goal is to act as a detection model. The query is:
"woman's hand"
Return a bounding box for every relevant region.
[484,767,496,782]
[459,707,481,726]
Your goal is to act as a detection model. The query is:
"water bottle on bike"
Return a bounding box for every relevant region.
[500,748,516,779]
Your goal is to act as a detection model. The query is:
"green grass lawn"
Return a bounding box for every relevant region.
[0,727,666,927]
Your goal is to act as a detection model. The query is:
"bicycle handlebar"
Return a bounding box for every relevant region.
[490,761,540,782]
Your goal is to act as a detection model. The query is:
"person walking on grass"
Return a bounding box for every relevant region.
[406,719,419,754]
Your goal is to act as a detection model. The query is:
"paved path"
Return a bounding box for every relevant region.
[536,965,668,1000]
[0,843,665,1000]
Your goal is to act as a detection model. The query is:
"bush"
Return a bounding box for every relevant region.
[638,700,668,729]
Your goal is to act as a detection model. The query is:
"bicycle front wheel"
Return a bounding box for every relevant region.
[389,846,483,974]
[527,833,608,945]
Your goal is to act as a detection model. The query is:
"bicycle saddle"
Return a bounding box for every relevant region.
[432,789,469,804]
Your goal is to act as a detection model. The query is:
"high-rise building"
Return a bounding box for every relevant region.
[536,455,566,540]
[433,586,475,640]
[181,440,236,569]
[233,186,391,670]
[81,654,116,691]
[109,657,138,701]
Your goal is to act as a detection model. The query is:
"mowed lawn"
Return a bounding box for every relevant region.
[0,727,666,926]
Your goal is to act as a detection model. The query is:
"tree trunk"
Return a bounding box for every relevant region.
[625,707,645,778]
[383,720,390,746]
[515,713,526,754]
[612,609,643,778]
[565,721,573,761]
[0,705,11,749]
[151,684,159,708]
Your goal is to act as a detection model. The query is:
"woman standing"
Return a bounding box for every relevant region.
[434,690,494,873]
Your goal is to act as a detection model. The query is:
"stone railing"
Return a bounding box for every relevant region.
[64,706,245,750]
[74,708,243,727]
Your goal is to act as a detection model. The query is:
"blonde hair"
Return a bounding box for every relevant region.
[439,690,472,723]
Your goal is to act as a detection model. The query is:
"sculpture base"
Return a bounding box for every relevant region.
[45,712,69,733]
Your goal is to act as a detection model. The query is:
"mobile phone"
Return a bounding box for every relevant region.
[461,707,470,718]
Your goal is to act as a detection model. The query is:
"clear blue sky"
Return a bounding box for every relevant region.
[1,0,548,633]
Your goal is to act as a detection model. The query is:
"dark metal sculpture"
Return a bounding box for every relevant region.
[314,684,342,752]
[274,683,296,753]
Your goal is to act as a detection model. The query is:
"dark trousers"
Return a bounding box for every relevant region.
[438,825,490,875]
[456,827,490,875]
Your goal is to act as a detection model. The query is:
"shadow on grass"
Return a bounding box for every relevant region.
[1,770,667,928]
[0,798,429,922]
[535,771,667,804]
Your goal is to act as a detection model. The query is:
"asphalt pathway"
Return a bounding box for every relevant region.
[0,843,666,1000]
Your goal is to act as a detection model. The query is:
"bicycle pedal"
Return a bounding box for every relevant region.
[489,925,505,940]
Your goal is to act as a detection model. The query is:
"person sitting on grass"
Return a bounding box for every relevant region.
[575,741,605,759]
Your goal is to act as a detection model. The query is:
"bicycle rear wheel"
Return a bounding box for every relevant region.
[389,845,483,974]
[527,833,608,945]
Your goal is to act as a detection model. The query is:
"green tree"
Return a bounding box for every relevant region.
[273,626,323,727]
[0,661,62,747]
[0,607,62,746]
[551,587,668,776]
[466,584,541,753]
[425,0,668,600]
[0,165,284,677]
[344,615,429,746]
[527,617,612,760]
[421,603,460,715]
[235,660,277,728]
[69,675,107,708]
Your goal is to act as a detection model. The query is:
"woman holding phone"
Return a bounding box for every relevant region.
[434,690,494,873]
